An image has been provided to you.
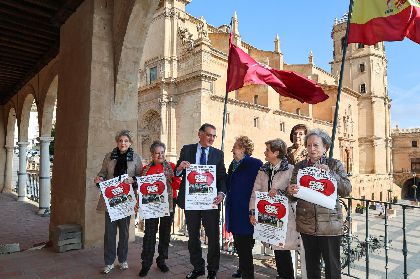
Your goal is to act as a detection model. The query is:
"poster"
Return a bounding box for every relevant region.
[99,174,136,221]
[185,164,217,210]
[294,166,338,210]
[253,191,289,246]
[137,173,169,219]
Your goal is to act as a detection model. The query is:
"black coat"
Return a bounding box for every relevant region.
[175,143,227,209]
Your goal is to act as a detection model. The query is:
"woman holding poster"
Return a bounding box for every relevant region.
[94,130,142,274]
[138,140,181,277]
[249,139,300,279]
[225,136,262,279]
[288,129,351,279]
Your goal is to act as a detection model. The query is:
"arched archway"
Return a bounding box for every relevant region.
[2,107,17,193]
[40,75,57,137]
[402,177,420,200]
[19,92,37,142]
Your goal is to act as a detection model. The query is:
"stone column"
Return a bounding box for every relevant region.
[50,0,159,247]
[17,141,29,201]
[4,145,14,192]
[37,137,53,215]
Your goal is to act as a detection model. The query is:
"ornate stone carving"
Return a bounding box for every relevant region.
[163,8,176,18]
[178,27,195,50]
[196,16,209,39]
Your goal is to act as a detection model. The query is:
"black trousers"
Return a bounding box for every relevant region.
[274,250,295,279]
[141,212,173,267]
[233,235,255,279]
[301,234,342,279]
[104,212,131,265]
[185,209,220,272]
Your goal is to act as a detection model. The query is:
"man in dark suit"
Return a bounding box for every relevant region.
[176,123,226,279]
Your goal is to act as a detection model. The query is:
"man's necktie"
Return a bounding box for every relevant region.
[200,147,207,165]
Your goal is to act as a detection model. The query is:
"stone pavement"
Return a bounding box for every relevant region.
[0,193,279,279]
[0,193,50,251]
[5,191,420,279]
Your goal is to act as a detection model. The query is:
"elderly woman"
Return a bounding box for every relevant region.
[286,124,308,165]
[249,139,300,279]
[287,129,351,279]
[138,140,181,277]
[225,136,263,279]
[95,130,142,274]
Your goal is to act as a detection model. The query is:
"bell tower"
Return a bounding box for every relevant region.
[330,15,392,175]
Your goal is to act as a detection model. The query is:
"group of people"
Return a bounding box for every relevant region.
[94,122,351,279]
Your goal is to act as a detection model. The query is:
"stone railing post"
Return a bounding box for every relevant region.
[17,141,29,201]
[37,137,53,215]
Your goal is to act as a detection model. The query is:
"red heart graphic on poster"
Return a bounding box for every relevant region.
[299,175,335,196]
[257,200,286,219]
[140,181,165,195]
[187,171,214,186]
[105,182,130,198]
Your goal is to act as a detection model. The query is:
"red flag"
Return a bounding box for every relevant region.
[226,34,328,104]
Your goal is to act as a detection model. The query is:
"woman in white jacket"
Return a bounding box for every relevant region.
[249,138,301,279]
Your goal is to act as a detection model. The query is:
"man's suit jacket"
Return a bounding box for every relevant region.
[176,143,227,209]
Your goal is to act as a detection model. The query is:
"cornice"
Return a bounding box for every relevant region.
[272,109,312,121]
[175,70,220,84]
[392,128,420,135]
[210,94,271,112]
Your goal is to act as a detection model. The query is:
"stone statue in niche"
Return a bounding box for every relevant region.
[197,16,209,39]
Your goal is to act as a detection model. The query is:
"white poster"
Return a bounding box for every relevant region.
[99,174,136,222]
[294,166,338,210]
[185,164,217,210]
[137,173,169,220]
[253,191,289,246]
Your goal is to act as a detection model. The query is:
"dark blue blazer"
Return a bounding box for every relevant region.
[175,143,227,209]
[225,156,263,235]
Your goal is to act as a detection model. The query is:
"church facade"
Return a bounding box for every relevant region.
[137,0,400,201]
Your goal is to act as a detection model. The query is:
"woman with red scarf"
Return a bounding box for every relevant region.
[138,140,181,277]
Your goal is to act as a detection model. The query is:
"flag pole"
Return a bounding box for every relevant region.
[221,92,228,152]
[221,22,233,152]
[329,0,355,159]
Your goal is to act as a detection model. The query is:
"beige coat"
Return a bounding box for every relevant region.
[291,158,352,236]
[96,152,142,212]
[249,164,301,250]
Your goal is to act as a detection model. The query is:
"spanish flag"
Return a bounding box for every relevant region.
[348,0,420,45]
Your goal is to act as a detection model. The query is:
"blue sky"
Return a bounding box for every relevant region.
[186,0,419,128]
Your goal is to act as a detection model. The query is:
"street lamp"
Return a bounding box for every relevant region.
[413,173,417,202]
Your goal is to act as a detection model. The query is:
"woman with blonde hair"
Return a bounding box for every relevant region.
[95,130,142,274]
[225,136,263,279]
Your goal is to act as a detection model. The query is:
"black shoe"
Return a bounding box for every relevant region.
[232,269,241,278]
[186,269,205,279]
[157,262,169,273]
[207,271,217,279]
[138,267,150,277]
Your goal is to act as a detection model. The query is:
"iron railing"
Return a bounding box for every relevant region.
[341,197,420,279]
[153,196,420,279]
[26,171,40,203]
[13,170,40,203]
